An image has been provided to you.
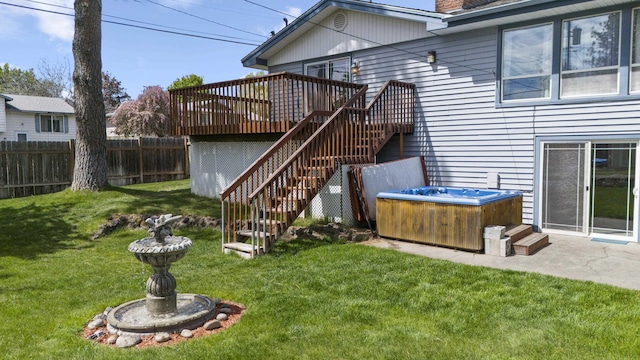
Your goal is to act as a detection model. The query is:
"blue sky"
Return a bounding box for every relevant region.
[0,0,435,97]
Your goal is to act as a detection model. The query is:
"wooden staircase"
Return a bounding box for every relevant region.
[505,224,549,255]
[220,81,415,258]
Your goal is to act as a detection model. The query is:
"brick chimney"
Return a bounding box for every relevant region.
[436,0,497,13]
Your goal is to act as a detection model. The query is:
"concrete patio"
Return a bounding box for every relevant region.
[365,233,640,291]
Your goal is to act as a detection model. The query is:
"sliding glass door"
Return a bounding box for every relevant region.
[540,141,638,240]
[590,143,636,237]
[541,143,588,232]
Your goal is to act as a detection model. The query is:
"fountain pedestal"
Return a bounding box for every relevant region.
[106,215,216,334]
[145,264,177,315]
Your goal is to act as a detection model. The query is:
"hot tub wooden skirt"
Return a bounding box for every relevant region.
[376,196,522,251]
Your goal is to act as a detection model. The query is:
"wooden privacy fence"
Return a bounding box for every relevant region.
[0,137,190,199]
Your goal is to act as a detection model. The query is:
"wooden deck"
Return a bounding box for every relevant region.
[169,72,416,257]
[169,72,366,136]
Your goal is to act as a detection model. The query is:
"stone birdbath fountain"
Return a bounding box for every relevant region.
[106,214,216,334]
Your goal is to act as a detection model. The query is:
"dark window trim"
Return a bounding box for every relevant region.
[496,4,638,108]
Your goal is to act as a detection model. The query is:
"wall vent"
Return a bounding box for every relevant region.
[333,11,347,31]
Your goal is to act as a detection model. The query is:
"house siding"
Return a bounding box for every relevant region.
[0,97,6,133]
[360,27,640,225]
[271,25,640,225]
[3,110,77,142]
[268,9,429,67]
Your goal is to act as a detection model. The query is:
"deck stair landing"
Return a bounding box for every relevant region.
[505,224,549,255]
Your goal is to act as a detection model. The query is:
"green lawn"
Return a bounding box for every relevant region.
[1,180,640,359]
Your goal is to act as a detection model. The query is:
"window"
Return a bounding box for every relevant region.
[631,9,640,92]
[38,114,64,133]
[499,8,635,104]
[16,133,27,142]
[502,24,553,101]
[305,58,351,82]
[561,12,620,97]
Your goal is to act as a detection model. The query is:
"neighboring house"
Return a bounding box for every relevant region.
[171,0,640,255]
[106,112,119,138]
[0,93,76,141]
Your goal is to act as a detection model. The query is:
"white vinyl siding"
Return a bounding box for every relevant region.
[4,111,76,141]
[268,9,429,67]
[283,26,640,225]
[0,97,6,133]
[268,7,640,226]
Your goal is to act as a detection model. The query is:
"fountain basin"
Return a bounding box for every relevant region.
[128,236,192,265]
[107,294,216,334]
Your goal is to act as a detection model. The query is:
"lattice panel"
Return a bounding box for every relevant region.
[306,165,355,225]
[191,141,272,199]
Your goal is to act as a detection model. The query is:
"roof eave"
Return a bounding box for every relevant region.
[242,0,445,68]
[443,0,594,26]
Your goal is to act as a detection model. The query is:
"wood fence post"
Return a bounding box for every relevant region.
[69,139,75,182]
[138,137,144,184]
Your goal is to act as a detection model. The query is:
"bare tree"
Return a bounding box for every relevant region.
[71,0,108,191]
[37,58,73,99]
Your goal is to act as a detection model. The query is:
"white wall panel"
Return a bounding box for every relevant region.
[269,9,428,66]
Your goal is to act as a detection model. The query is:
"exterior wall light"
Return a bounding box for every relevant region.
[350,60,360,75]
[427,51,437,64]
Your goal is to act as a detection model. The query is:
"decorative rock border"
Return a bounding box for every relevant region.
[83,300,245,348]
[92,214,222,240]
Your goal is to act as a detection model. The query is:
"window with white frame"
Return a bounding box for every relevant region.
[499,8,637,103]
[561,12,621,97]
[502,23,553,101]
[631,9,640,92]
[304,58,351,82]
[38,114,64,133]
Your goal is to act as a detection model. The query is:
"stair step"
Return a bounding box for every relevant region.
[257,219,286,235]
[258,219,285,226]
[513,233,549,255]
[268,206,297,214]
[223,242,264,259]
[505,224,533,243]
[236,230,274,239]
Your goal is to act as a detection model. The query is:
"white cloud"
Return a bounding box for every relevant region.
[285,6,303,19]
[158,0,204,8]
[32,0,75,42]
[254,6,303,37]
[0,0,74,42]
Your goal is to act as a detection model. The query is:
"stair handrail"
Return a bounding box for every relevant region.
[219,110,333,200]
[248,85,369,201]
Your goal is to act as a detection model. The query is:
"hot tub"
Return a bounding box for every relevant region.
[376,186,522,251]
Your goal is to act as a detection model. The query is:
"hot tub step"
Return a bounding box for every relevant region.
[513,233,549,255]
[505,224,532,243]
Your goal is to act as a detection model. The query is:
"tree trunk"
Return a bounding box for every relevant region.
[71,0,108,191]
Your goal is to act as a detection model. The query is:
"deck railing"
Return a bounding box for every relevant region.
[219,110,332,246]
[169,72,364,136]
[218,79,415,256]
